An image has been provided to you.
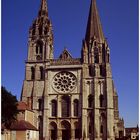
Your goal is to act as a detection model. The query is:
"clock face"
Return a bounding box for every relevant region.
[52,71,77,93]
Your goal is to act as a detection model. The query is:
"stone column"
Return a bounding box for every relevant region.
[94,79,100,139]
[57,129,62,140]
[71,129,75,140]
[58,95,61,117]
[106,78,115,140]
[71,95,74,117]
[82,79,88,139]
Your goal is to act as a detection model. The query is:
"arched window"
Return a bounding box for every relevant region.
[49,122,57,140]
[51,100,57,117]
[31,67,35,80]
[100,113,106,135]
[100,95,104,107]
[102,44,106,63]
[94,47,99,63]
[61,96,70,117]
[61,120,71,140]
[36,46,38,54]
[88,95,93,108]
[74,99,79,116]
[36,41,43,55]
[40,67,44,80]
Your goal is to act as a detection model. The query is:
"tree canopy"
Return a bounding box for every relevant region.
[2,86,19,128]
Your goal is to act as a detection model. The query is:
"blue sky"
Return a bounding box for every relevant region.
[2,0,138,127]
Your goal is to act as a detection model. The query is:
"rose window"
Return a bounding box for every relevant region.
[52,71,77,93]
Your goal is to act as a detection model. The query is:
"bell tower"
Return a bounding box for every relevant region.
[82,0,110,65]
[21,0,124,139]
[81,0,124,139]
[28,0,53,61]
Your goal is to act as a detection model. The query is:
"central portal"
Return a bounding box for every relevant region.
[61,120,71,140]
[62,130,70,140]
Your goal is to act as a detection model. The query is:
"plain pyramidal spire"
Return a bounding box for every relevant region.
[38,0,48,16]
[85,0,105,43]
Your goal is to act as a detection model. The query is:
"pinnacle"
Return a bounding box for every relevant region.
[38,0,48,16]
[85,0,105,43]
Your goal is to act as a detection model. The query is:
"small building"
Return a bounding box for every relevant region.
[1,101,39,140]
[10,120,38,140]
[1,124,11,140]
[125,126,139,140]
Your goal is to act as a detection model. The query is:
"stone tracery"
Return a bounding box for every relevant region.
[52,71,77,93]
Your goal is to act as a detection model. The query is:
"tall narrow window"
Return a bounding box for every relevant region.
[100,65,104,76]
[51,100,57,117]
[94,47,99,63]
[100,95,104,107]
[36,41,43,55]
[40,67,44,80]
[74,99,79,116]
[100,65,106,77]
[31,67,35,80]
[88,95,93,108]
[62,96,70,117]
[49,122,57,140]
[38,99,42,110]
[39,115,43,140]
[39,45,43,54]
[102,44,106,63]
[39,26,42,35]
[36,45,39,54]
[100,113,106,136]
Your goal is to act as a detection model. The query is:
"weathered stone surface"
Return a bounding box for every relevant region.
[21,0,124,139]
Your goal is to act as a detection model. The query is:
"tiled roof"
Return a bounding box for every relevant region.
[125,127,139,134]
[10,120,38,131]
[17,101,30,111]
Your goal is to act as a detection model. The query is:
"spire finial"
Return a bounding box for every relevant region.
[38,0,48,16]
[85,0,105,44]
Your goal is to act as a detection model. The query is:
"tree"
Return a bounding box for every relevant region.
[2,86,19,128]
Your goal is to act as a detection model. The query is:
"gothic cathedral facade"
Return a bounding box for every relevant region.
[21,0,124,139]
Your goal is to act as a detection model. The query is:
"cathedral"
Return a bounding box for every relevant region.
[21,0,124,139]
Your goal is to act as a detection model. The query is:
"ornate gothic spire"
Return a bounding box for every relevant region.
[28,0,54,60]
[38,0,48,16]
[85,0,105,43]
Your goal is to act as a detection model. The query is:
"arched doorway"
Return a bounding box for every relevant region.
[49,122,57,140]
[61,120,71,140]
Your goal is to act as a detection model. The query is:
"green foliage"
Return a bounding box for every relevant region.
[2,86,19,128]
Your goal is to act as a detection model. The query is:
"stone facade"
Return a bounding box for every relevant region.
[21,0,124,139]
